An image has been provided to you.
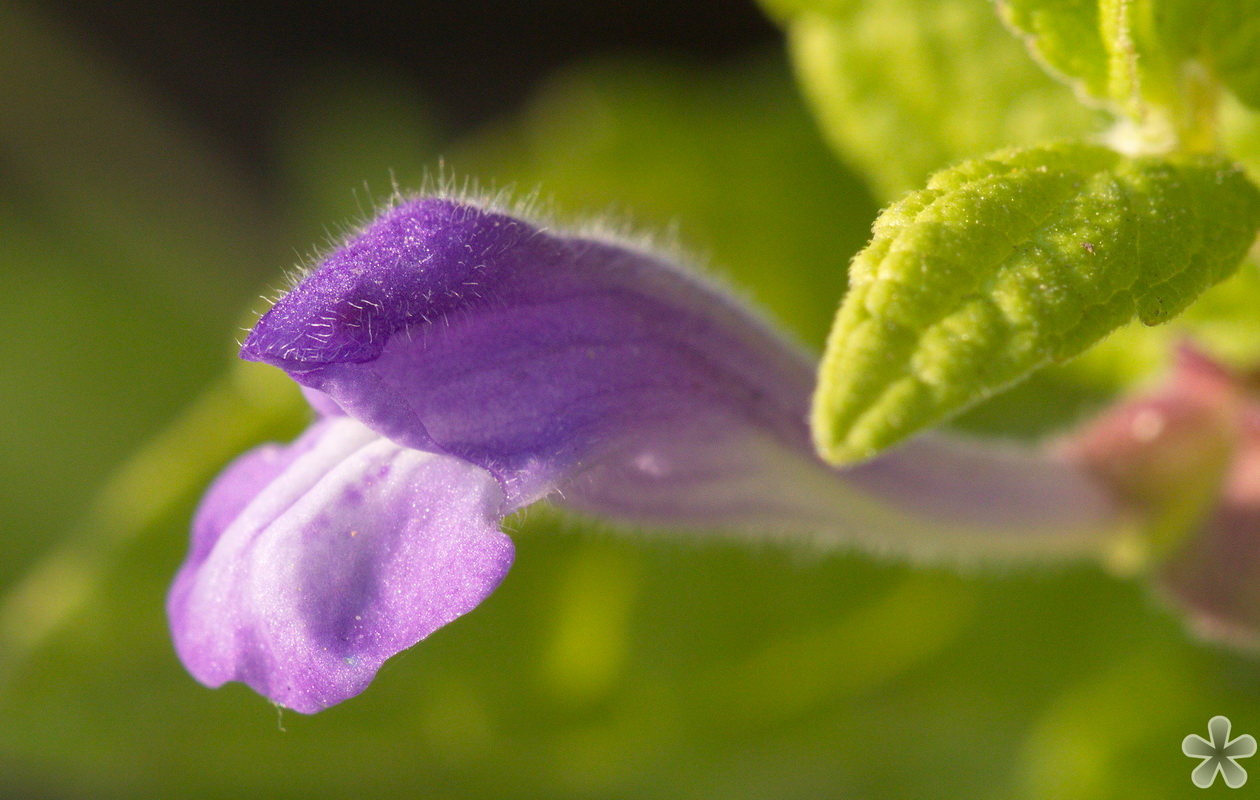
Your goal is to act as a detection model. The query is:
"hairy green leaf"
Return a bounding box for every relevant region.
[998,0,1191,115]
[1000,0,1260,118]
[762,0,1100,200]
[997,0,1113,100]
[813,142,1260,464]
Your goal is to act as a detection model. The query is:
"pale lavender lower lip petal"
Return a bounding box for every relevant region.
[168,416,513,713]
[183,436,316,567]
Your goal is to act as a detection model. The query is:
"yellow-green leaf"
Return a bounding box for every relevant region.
[1001,0,1260,119]
[998,0,1184,116]
[762,0,1100,200]
[812,142,1260,464]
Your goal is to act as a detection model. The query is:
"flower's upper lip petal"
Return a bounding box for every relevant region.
[241,199,514,367]
[168,416,513,713]
[241,197,818,509]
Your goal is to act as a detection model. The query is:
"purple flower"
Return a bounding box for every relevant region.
[169,196,1123,712]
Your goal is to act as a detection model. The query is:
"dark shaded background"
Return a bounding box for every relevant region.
[31,0,777,177]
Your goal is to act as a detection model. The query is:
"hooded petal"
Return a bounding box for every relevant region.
[168,416,513,713]
[240,197,1123,550]
[241,198,816,509]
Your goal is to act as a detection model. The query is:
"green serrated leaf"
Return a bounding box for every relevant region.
[1001,0,1260,122]
[998,0,1188,114]
[997,0,1113,100]
[812,142,1260,464]
[764,0,1101,200]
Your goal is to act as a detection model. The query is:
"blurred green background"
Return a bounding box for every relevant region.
[2,0,1258,797]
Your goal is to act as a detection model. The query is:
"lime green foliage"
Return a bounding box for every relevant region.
[813,142,1260,464]
[999,0,1206,120]
[997,0,1114,101]
[997,0,1177,115]
[760,0,1100,201]
[1001,0,1260,129]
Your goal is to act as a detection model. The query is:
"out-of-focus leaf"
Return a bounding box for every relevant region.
[761,0,1101,200]
[997,0,1176,114]
[1000,0,1260,120]
[1144,0,1260,113]
[997,0,1114,102]
[813,142,1260,464]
